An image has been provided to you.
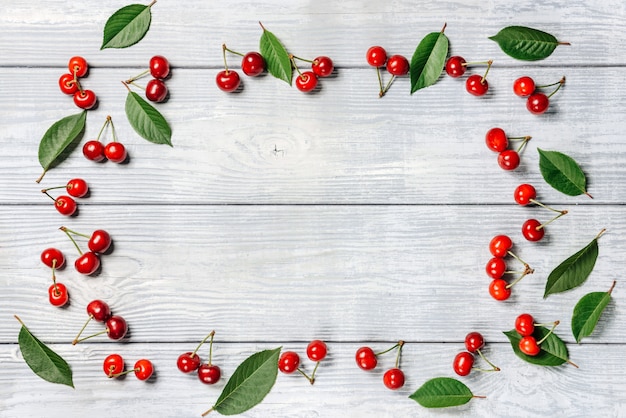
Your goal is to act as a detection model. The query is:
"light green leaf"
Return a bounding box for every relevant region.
[259,23,292,85]
[538,149,590,197]
[37,111,86,183]
[410,25,449,94]
[101,3,153,50]
[125,91,172,145]
[489,26,568,61]
[572,281,615,342]
[409,377,477,408]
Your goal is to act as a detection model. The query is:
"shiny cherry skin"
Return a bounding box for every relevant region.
[466,74,489,96]
[278,351,300,374]
[355,346,377,370]
[445,56,467,78]
[498,149,520,170]
[515,313,535,337]
[241,52,265,77]
[48,283,69,307]
[464,332,485,353]
[306,340,328,362]
[106,315,128,340]
[386,55,409,76]
[41,248,65,269]
[522,219,545,242]
[73,89,97,110]
[513,76,535,97]
[216,70,241,92]
[134,359,154,381]
[198,364,221,384]
[59,73,79,95]
[453,351,474,376]
[366,46,387,67]
[295,71,318,92]
[177,352,201,373]
[514,184,537,206]
[489,278,511,301]
[104,142,127,163]
[88,229,112,253]
[54,195,77,216]
[66,178,88,198]
[383,368,405,390]
[103,354,125,377]
[486,257,506,279]
[312,56,334,78]
[527,92,549,114]
[145,78,168,102]
[485,127,508,153]
[83,140,106,162]
[75,251,100,275]
[149,55,170,79]
[87,299,111,322]
[489,235,513,258]
[519,336,541,356]
[68,56,88,77]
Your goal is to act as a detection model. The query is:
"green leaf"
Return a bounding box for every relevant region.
[410,25,449,94]
[409,377,477,408]
[572,281,615,343]
[538,149,589,197]
[37,111,86,183]
[489,26,568,61]
[259,23,292,85]
[504,327,570,366]
[101,3,153,50]
[15,316,73,387]
[544,230,605,298]
[125,91,172,146]
[209,347,280,415]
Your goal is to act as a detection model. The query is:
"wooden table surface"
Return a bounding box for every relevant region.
[1,1,625,417]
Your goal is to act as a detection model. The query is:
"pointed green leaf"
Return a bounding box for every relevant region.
[504,327,570,366]
[538,149,589,197]
[101,3,153,50]
[259,23,292,85]
[125,91,172,146]
[409,377,476,408]
[210,347,280,415]
[489,26,568,61]
[572,281,615,343]
[37,111,86,182]
[410,26,449,94]
[16,317,73,387]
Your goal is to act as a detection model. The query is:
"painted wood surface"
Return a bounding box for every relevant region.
[1,0,625,417]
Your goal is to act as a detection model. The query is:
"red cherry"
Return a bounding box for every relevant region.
[295,71,318,92]
[87,299,111,322]
[145,78,168,103]
[519,336,541,356]
[48,283,69,307]
[134,359,154,381]
[489,278,511,301]
[177,352,201,373]
[498,149,520,170]
[513,76,535,97]
[54,195,77,216]
[75,251,100,275]
[489,235,513,258]
[312,56,334,78]
[386,55,409,76]
[216,70,241,92]
[59,73,79,95]
[306,340,328,362]
[527,92,549,114]
[464,332,485,353]
[445,56,467,78]
[453,351,474,376]
[522,219,545,242]
[278,351,300,374]
[466,74,489,96]
[355,346,377,370]
[68,56,88,78]
[486,257,506,279]
[383,368,405,390]
[104,142,127,163]
[66,178,88,198]
[197,364,221,384]
[485,128,508,153]
[149,55,170,79]
[41,248,65,269]
[103,354,125,377]
[88,229,112,253]
[73,89,97,110]
[515,313,535,337]
[106,315,128,341]
[366,46,387,67]
[83,140,106,162]
[241,52,265,77]
[514,184,537,206]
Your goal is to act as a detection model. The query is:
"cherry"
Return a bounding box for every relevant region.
[513,76,535,97]
[366,46,387,67]
[522,219,545,242]
[59,73,79,95]
[485,128,508,153]
[133,359,154,381]
[145,78,168,102]
[445,56,467,78]
[453,351,474,376]
[306,340,328,362]
[526,92,549,115]
[216,70,241,92]
[198,364,221,384]
[54,195,77,216]
[103,354,125,377]
[41,248,65,269]
[295,71,318,93]
[464,332,485,354]
[75,251,100,275]
[68,56,88,78]
[489,278,511,301]
[88,229,112,253]
[489,235,512,258]
[519,336,541,356]
[355,346,377,370]
[73,89,97,110]
[514,183,537,206]
[48,282,69,307]
[515,313,535,337]
[386,55,409,76]
[278,351,300,374]
[497,149,520,170]
[383,368,405,390]
[486,257,506,279]
[66,178,89,198]
[106,315,128,340]
[177,352,202,373]
[104,142,127,163]
[312,56,334,78]
[149,55,170,79]
[466,74,489,96]
[83,140,106,162]
[241,52,266,77]
[87,299,111,322]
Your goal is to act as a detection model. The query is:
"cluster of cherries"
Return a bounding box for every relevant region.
[104,354,154,381]
[514,183,568,242]
[355,341,405,390]
[486,234,534,301]
[365,46,410,97]
[445,55,494,96]
[58,56,97,110]
[514,313,560,357]
[41,178,89,216]
[83,115,128,163]
[124,55,171,103]
[73,299,128,345]
[278,339,328,384]
[485,127,532,171]
[513,75,566,115]
[453,332,499,376]
[176,331,222,385]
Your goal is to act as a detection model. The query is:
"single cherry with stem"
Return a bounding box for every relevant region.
[41,178,89,199]
[366,46,387,96]
[522,208,569,242]
[149,55,170,79]
[513,76,536,97]
[100,114,127,163]
[378,54,409,97]
[445,56,467,78]
[145,78,168,102]
[68,56,88,78]
[48,260,69,307]
[485,127,531,153]
[383,340,405,390]
[60,226,101,275]
[73,314,127,345]
[103,354,125,378]
[290,55,318,93]
[59,73,79,95]
[216,44,241,92]
[196,331,222,384]
[72,299,112,344]
[222,44,266,77]
[356,340,404,372]
[61,226,112,254]
[464,332,500,372]
[73,89,97,110]
[515,184,569,215]
[303,339,328,384]
[41,248,65,269]
[497,135,531,171]
[518,320,560,356]
[527,76,566,115]
[41,190,77,216]
[465,60,493,96]
[453,351,474,376]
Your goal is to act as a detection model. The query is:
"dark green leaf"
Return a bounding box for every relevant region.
[572,281,615,343]
[544,231,604,297]
[101,3,153,50]
[409,377,476,408]
[125,91,172,146]
[209,347,280,415]
[37,111,86,182]
[16,316,73,387]
[538,149,589,197]
[489,26,568,61]
[410,25,449,94]
[503,327,569,366]
[259,23,292,85]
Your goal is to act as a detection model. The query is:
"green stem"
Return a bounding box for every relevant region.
[375,340,403,357]
[221,44,230,73]
[536,210,568,231]
[289,55,303,76]
[380,75,396,97]
[297,367,315,385]
[126,69,150,84]
[96,116,111,142]
[480,60,493,84]
[393,340,404,368]
[72,318,101,345]
[529,199,566,214]
[537,320,560,345]
[515,136,531,153]
[376,67,384,97]
[546,76,566,99]
[109,117,119,142]
[60,226,83,255]
[223,45,244,57]
[506,264,534,289]
[192,330,215,359]
[291,54,314,64]
[60,226,90,239]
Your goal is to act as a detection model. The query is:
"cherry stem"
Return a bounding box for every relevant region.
[393,340,404,368]
[95,115,111,142]
[41,185,66,192]
[515,136,531,153]
[461,60,492,67]
[308,360,321,382]
[51,260,60,295]
[207,331,216,365]
[376,67,385,97]
[60,226,84,255]
[480,60,493,84]
[537,320,560,345]
[529,199,566,214]
[536,210,568,231]
[506,263,534,289]
[221,44,231,74]
[191,330,215,359]
[40,190,57,203]
[126,69,150,84]
[60,226,90,239]
[297,367,316,385]
[109,116,119,142]
[121,80,131,92]
[380,75,396,97]
[288,54,303,77]
[291,54,314,64]
[223,45,244,57]
[109,367,139,379]
[546,76,566,99]
[127,80,146,91]
[506,250,530,268]
[375,340,404,357]
[71,316,98,345]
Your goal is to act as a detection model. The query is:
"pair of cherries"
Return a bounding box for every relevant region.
[485,127,531,171]
[514,183,568,242]
[41,247,70,307]
[278,340,328,384]
[73,299,128,344]
[125,55,171,103]
[58,56,97,110]
[513,75,566,115]
[445,55,494,96]
[366,45,410,97]
[60,226,112,276]
[453,332,499,376]
[176,331,221,385]
[514,313,560,356]
[355,340,405,390]
[83,115,127,163]
[41,178,89,217]
[104,355,154,381]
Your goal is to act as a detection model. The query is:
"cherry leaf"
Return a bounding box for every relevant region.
[489,26,569,61]
[410,24,449,94]
[125,91,172,146]
[37,111,87,183]
[538,148,590,197]
[572,281,616,343]
[409,377,478,408]
[101,2,155,50]
[259,23,292,85]
[503,327,572,367]
[544,230,605,298]
[205,347,280,416]
[15,316,73,388]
